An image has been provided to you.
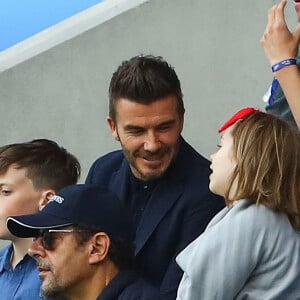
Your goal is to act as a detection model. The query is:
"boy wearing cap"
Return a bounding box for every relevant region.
[7,184,160,300]
[0,139,80,299]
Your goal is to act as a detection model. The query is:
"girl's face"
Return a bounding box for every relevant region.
[209,126,237,198]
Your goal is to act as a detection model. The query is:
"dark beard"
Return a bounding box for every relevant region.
[41,287,67,300]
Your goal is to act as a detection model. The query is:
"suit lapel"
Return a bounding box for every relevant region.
[135,176,184,254]
[134,137,189,254]
[109,159,130,203]
[109,137,188,255]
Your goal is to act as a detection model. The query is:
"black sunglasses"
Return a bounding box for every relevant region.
[36,229,74,250]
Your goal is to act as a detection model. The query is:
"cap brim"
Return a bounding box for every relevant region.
[7,211,72,238]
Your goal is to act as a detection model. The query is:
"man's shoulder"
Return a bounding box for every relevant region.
[120,276,161,300]
[92,150,124,167]
[89,150,124,176]
[102,270,161,300]
[86,150,125,184]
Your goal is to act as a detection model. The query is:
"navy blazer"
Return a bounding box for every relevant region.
[86,137,225,300]
[97,270,160,300]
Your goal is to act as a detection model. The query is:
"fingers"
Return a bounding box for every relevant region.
[274,0,287,23]
[260,0,295,65]
[261,4,275,42]
[265,4,276,34]
[261,3,277,42]
[264,0,288,37]
[278,0,287,12]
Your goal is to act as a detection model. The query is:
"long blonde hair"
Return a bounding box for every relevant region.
[225,112,300,230]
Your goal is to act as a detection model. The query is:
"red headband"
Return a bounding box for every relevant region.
[218,107,260,133]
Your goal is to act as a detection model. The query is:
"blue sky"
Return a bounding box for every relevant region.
[0,0,104,51]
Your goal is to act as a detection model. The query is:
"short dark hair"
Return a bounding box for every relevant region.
[0,139,81,191]
[74,225,135,270]
[109,55,184,120]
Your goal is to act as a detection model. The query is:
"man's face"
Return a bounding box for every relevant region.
[0,166,42,241]
[108,96,184,181]
[28,228,90,299]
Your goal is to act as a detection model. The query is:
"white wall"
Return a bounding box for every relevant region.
[0,0,297,248]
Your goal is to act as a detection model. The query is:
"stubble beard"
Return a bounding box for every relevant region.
[120,141,179,181]
[40,276,65,299]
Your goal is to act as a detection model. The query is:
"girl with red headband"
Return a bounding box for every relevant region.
[176,108,300,300]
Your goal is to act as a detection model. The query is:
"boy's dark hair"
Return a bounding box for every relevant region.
[0,139,81,190]
[109,55,184,120]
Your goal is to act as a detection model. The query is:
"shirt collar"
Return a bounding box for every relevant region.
[129,170,158,192]
[0,243,13,272]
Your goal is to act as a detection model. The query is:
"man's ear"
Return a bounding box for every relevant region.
[107,117,120,141]
[38,190,55,210]
[88,232,111,265]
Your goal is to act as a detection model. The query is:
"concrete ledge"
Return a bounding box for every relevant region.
[0,0,149,72]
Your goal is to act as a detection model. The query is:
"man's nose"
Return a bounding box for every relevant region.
[144,131,161,152]
[28,237,46,258]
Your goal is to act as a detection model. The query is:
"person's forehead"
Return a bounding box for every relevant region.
[114,96,179,119]
[0,165,30,183]
[116,96,177,108]
[221,125,235,139]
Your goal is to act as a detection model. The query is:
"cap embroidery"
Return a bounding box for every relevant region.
[48,195,64,204]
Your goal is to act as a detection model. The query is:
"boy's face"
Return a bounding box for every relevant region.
[0,166,43,241]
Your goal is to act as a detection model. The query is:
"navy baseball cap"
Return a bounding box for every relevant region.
[7,184,135,242]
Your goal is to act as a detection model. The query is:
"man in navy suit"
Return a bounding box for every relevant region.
[86,55,225,300]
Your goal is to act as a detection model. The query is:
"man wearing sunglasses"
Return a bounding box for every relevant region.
[0,139,80,300]
[6,184,160,300]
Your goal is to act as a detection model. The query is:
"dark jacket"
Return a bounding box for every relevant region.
[86,137,225,300]
[97,270,160,300]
